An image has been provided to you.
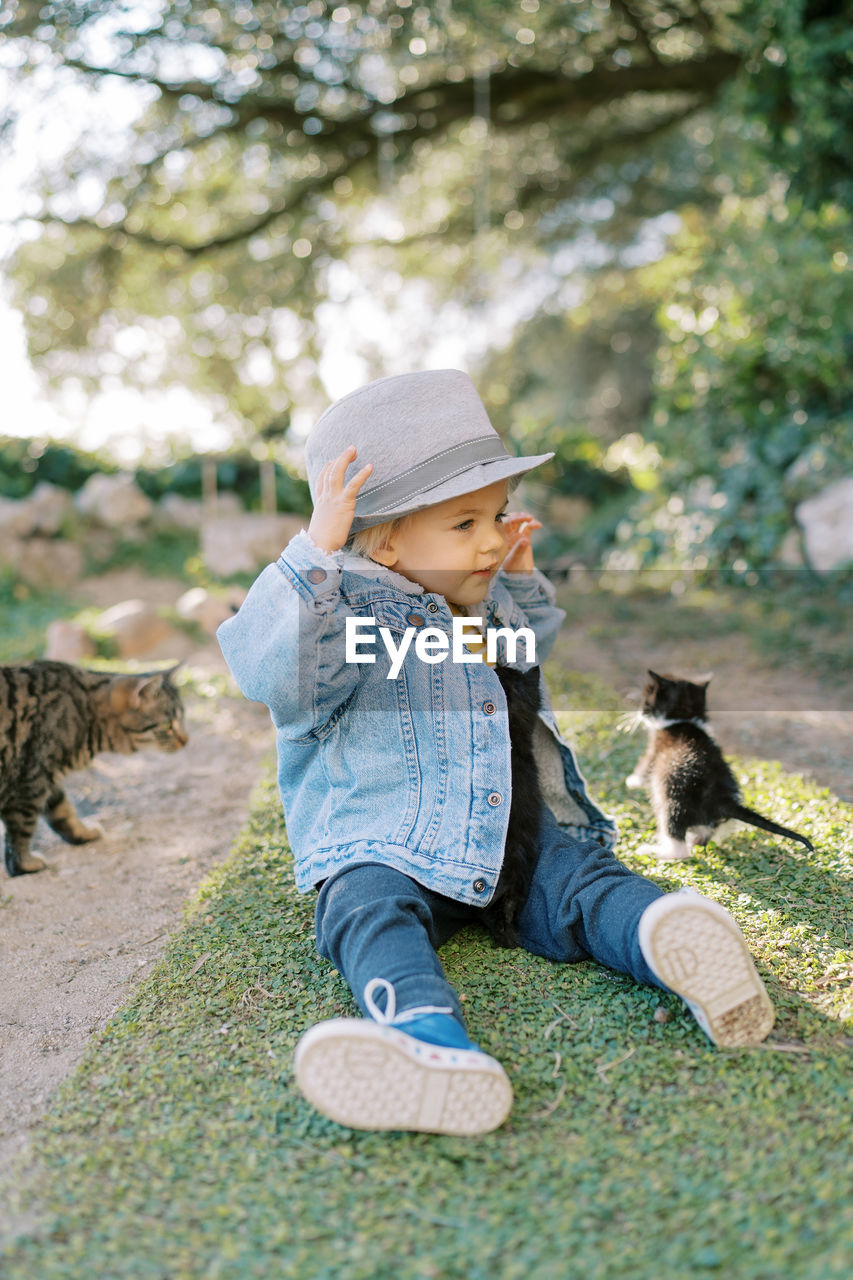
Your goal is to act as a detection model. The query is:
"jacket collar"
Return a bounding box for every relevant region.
[341,552,424,596]
[340,554,503,622]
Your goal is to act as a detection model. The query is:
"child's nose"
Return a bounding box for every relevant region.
[482,523,507,556]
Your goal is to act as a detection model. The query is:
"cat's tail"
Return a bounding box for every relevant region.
[726,804,814,852]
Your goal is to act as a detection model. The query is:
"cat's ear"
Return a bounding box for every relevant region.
[111,669,172,710]
[108,675,147,711]
[133,668,181,702]
[647,669,665,684]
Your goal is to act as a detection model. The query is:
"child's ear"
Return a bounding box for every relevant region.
[370,546,398,568]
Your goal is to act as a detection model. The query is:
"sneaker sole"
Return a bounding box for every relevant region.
[639,895,775,1047]
[293,1020,513,1135]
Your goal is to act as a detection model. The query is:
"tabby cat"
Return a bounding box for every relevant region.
[0,660,188,876]
[626,670,814,860]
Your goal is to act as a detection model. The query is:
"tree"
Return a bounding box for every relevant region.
[611,194,853,571]
[1,0,761,431]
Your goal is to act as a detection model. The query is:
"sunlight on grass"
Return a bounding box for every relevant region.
[1,671,850,1280]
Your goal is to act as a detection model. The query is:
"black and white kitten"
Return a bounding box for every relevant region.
[626,670,814,860]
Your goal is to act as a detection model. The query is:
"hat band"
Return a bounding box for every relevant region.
[355,435,511,518]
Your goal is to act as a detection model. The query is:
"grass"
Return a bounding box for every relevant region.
[2,666,851,1279]
[82,527,201,581]
[0,577,86,664]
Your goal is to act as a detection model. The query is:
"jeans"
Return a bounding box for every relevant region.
[315,805,667,1029]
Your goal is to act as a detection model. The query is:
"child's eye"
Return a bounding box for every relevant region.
[455,519,474,531]
[496,512,507,523]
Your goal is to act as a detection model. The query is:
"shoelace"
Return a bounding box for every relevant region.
[363,977,454,1027]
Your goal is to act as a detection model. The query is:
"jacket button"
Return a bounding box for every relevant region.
[406,612,425,627]
[487,792,502,806]
[473,879,487,894]
[483,701,496,715]
[426,601,439,613]
[307,568,327,583]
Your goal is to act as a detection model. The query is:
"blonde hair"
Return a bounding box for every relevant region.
[348,476,523,558]
[347,516,408,560]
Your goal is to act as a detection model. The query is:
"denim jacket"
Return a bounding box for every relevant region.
[218,531,616,906]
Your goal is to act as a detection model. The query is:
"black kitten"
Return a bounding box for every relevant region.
[626,670,814,860]
[482,664,543,947]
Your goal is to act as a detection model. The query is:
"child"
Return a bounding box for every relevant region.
[218,369,774,1136]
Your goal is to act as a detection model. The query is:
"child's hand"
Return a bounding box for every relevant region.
[501,512,542,574]
[307,446,373,553]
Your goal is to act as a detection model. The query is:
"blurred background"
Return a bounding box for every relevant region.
[0,0,851,600]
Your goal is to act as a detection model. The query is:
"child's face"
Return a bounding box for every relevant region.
[372,479,509,606]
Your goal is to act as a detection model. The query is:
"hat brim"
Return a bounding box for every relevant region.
[350,451,553,532]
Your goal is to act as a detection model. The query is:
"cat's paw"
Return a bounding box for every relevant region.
[625,774,645,790]
[17,851,49,874]
[635,840,692,862]
[75,822,105,844]
[657,836,692,861]
[57,820,105,845]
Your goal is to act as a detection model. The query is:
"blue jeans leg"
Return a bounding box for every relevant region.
[315,862,476,1025]
[516,807,667,988]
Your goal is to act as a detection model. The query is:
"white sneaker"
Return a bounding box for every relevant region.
[638,890,775,1047]
[293,1018,513,1135]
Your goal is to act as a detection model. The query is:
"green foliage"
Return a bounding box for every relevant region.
[81,527,200,582]
[0,436,311,514]
[1,671,851,1279]
[135,454,311,515]
[0,435,112,498]
[1,1,753,417]
[741,0,853,208]
[0,574,81,663]
[608,196,853,570]
[2,1,850,574]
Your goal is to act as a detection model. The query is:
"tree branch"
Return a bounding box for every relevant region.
[24,49,742,257]
[612,1,665,66]
[364,96,715,252]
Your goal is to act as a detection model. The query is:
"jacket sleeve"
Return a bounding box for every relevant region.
[496,568,565,665]
[216,530,361,740]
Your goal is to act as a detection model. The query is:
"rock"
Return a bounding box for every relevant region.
[157,494,205,530]
[26,482,75,535]
[156,492,244,529]
[16,538,86,589]
[76,473,154,528]
[0,496,35,539]
[95,599,178,659]
[159,494,203,529]
[210,492,245,516]
[0,484,74,540]
[200,513,304,577]
[176,586,246,634]
[44,620,97,663]
[795,477,853,571]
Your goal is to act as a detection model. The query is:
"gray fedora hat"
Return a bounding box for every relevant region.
[305,369,553,532]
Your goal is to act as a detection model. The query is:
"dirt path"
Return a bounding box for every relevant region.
[1,572,850,1182]
[0,573,272,1173]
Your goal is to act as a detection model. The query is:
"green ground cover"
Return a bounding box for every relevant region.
[2,663,851,1280]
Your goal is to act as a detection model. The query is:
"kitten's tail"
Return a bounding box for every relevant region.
[726,804,814,852]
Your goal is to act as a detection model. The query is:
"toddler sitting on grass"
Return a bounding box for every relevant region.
[218,370,774,1135]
